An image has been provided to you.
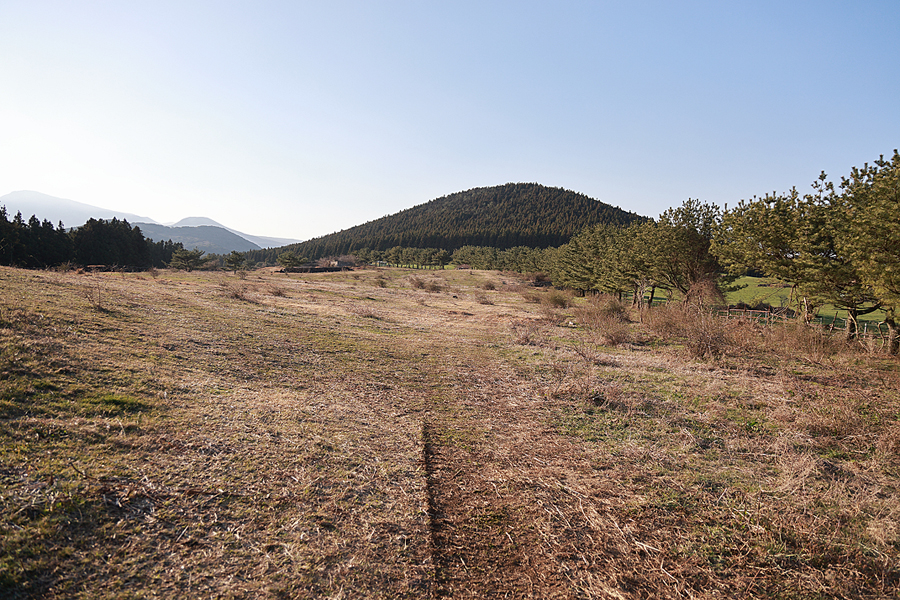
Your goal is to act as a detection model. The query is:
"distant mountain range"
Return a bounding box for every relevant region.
[0,191,301,253]
[245,182,646,262]
[155,217,301,250]
[0,190,157,226]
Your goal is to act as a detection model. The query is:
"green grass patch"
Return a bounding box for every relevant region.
[555,406,629,443]
[727,276,886,322]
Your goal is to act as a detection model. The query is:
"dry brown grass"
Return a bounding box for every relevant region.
[574,294,631,346]
[644,304,732,358]
[1,266,898,598]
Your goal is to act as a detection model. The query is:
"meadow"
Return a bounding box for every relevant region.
[1,265,898,598]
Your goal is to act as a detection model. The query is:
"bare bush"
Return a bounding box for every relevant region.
[643,304,686,339]
[683,310,730,358]
[574,294,630,345]
[542,290,571,309]
[409,276,426,289]
[684,278,725,308]
[595,315,631,346]
[425,281,443,293]
[511,320,548,346]
[474,292,494,305]
[264,284,287,297]
[539,303,563,325]
[571,339,619,366]
[349,305,381,319]
[220,282,257,303]
[645,304,731,358]
[374,276,388,288]
[764,322,841,362]
[481,281,497,291]
[78,280,104,311]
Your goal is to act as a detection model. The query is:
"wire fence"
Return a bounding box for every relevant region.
[715,307,892,346]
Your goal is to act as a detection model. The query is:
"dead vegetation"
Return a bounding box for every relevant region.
[1,265,898,598]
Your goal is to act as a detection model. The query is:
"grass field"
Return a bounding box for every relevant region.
[1,265,898,598]
[726,277,886,324]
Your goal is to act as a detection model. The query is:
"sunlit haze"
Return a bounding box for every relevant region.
[2,1,898,240]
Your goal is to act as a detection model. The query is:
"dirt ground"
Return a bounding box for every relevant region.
[1,266,898,598]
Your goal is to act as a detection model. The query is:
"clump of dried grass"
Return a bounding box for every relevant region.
[542,290,571,309]
[409,276,443,292]
[574,295,631,346]
[538,303,564,325]
[219,281,257,303]
[571,339,619,366]
[511,320,548,346]
[474,292,493,305]
[264,283,287,297]
[77,280,105,311]
[644,304,732,358]
[764,322,842,362]
[349,305,381,319]
[877,423,900,456]
[574,294,627,325]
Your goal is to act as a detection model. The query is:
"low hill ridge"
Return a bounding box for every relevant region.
[252,183,644,260]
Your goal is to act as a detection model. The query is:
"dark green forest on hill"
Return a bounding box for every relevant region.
[244,183,643,263]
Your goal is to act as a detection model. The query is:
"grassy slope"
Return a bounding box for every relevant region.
[1,266,898,598]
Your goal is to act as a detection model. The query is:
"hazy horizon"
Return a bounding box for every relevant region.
[2,2,898,240]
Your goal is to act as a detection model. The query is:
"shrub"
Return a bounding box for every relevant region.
[474,292,493,305]
[265,284,287,297]
[596,315,631,346]
[645,305,731,358]
[538,303,566,326]
[643,304,684,339]
[572,295,630,345]
[425,281,443,293]
[764,322,841,362]
[481,281,497,291]
[220,282,256,303]
[682,310,730,358]
[409,276,425,289]
[573,294,627,329]
[511,321,547,346]
[542,290,571,309]
[349,305,380,319]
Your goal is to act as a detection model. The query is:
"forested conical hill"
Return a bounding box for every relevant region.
[250,183,644,261]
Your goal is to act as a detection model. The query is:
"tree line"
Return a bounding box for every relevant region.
[547,151,899,353]
[0,209,183,270]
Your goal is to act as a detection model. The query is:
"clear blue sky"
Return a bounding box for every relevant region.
[2,1,898,240]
